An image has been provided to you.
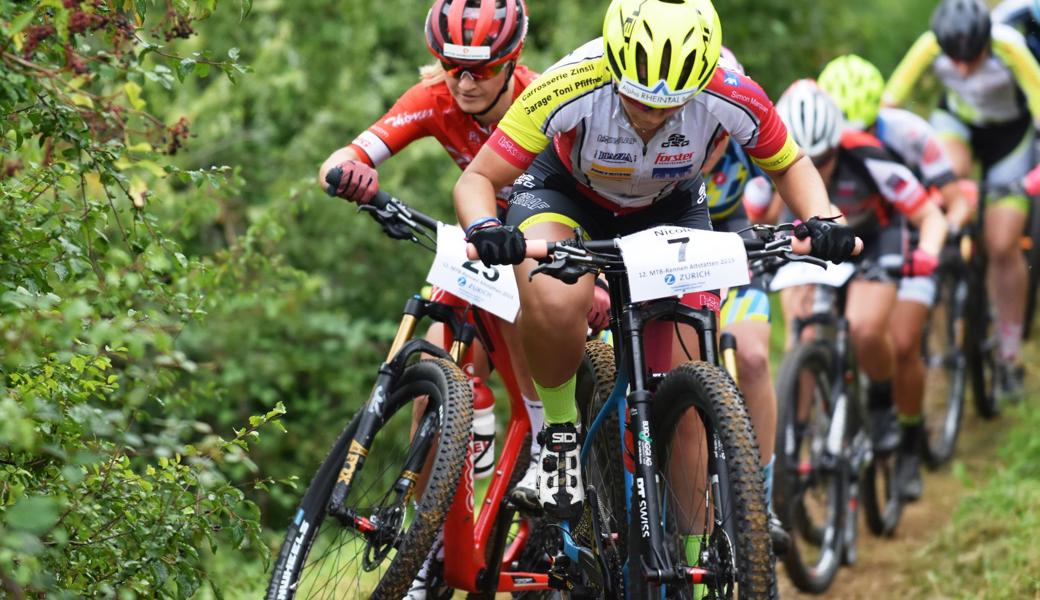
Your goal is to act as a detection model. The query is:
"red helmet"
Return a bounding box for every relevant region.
[425,0,528,67]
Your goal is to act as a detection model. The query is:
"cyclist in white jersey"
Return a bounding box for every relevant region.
[820,54,969,500]
[883,0,1040,401]
[452,0,860,553]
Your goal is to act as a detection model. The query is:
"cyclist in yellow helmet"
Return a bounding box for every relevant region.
[452,1,858,569]
[820,54,971,501]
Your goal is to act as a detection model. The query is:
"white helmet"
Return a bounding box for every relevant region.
[776,79,843,160]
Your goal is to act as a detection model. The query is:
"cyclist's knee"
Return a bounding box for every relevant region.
[735,338,770,383]
[521,287,589,335]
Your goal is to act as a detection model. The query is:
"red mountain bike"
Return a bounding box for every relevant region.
[266,182,573,599]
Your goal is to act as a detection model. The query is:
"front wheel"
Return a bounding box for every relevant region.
[921,269,968,468]
[650,361,775,600]
[266,358,473,600]
[772,341,846,594]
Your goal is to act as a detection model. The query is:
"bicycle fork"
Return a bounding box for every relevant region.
[325,297,473,535]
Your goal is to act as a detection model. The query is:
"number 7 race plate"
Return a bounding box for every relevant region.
[425,223,520,323]
[617,226,750,303]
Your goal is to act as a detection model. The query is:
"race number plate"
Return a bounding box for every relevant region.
[426,223,520,322]
[617,226,750,302]
[769,260,855,291]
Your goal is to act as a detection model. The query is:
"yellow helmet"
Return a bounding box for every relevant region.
[603,0,722,108]
[818,54,884,130]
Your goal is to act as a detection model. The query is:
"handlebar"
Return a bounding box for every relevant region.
[325,166,844,280]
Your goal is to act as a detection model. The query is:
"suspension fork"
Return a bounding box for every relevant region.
[326,296,471,519]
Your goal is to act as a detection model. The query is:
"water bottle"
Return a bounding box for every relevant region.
[471,377,496,479]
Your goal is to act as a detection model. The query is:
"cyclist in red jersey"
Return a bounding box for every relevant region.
[317,2,545,597]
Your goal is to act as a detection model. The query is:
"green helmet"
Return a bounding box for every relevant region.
[603,0,722,108]
[818,54,884,130]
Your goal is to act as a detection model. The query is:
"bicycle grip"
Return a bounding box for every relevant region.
[465,239,547,260]
[324,167,392,209]
[789,235,864,257]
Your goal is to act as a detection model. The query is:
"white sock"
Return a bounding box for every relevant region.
[523,394,544,455]
[998,321,1023,362]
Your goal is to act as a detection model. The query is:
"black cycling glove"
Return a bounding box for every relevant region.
[794,216,856,264]
[468,225,526,267]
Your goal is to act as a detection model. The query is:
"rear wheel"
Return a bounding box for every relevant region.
[265,359,472,600]
[650,361,775,600]
[772,341,846,593]
[860,449,902,538]
[965,240,1000,419]
[575,340,624,598]
[921,269,968,467]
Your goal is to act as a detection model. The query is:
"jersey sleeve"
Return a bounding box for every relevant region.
[491,45,610,170]
[706,71,800,172]
[992,24,1040,125]
[347,83,436,167]
[882,32,942,107]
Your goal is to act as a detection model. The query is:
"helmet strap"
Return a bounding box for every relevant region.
[468,61,516,119]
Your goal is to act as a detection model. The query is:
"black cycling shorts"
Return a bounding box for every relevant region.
[505,149,712,238]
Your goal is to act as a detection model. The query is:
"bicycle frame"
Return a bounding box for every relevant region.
[577,269,734,590]
[435,300,553,593]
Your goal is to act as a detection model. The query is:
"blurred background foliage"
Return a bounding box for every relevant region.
[0,0,947,595]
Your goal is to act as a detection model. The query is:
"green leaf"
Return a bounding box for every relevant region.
[194,62,211,78]
[7,11,37,37]
[5,496,61,535]
[124,81,146,110]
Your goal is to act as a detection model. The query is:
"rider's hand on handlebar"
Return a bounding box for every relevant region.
[792,216,860,263]
[467,223,526,267]
[328,160,379,203]
[903,248,939,277]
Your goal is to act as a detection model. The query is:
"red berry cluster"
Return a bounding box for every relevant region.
[22,24,56,58]
[166,117,190,155]
[164,9,194,41]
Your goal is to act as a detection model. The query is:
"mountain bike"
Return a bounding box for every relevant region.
[266,180,563,598]
[920,233,969,468]
[517,223,822,598]
[768,258,901,593]
[964,183,1001,419]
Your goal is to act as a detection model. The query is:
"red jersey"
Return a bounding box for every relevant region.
[349,65,538,173]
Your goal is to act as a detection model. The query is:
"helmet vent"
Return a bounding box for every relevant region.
[660,40,672,83]
[635,42,649,85]
[677,47,696,89]
[607,43,624,78]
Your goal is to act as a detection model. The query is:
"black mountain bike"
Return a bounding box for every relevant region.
[529,223,819,598]
[770,260,901,594]
[921,233,970,468]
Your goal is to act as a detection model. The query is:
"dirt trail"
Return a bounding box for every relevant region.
[778,408,1005,599]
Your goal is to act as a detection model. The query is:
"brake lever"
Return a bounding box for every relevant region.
[785,252,828,268]
[529,256,572,281]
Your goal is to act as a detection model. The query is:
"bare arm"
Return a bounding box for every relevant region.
[454,145,525,229]
[938,180,973,230]
[907,200,948,256]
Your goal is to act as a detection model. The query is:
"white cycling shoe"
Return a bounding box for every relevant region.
[536,422,584,521]
[509,455,541,512]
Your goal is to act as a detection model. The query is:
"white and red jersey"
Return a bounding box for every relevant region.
[488,38,799,213]
[830,130,933,237]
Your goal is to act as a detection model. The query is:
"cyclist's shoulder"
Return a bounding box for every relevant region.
[993,0,1032,25]
[513,64,541,89]
[877,107,933,134]
[840,129,889,159]
[509,39,611,123]
[701,68,775,121]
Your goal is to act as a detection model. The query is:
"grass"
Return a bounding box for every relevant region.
[907,372,1040,598]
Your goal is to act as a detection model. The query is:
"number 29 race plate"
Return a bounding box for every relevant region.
[425,223,520,322]
[617,226,750,303]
